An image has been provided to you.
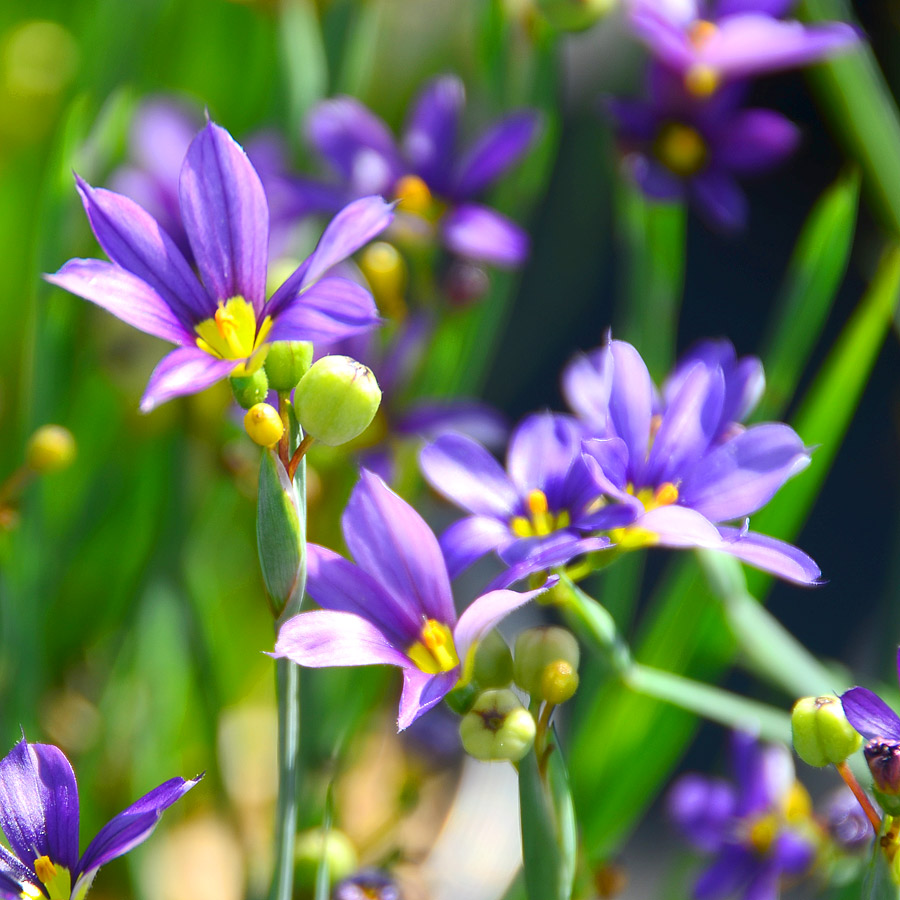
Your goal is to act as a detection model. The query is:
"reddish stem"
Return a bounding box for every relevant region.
[836,760,882,833]
[287,435,314,481]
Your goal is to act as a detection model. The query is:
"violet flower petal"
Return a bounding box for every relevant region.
[629,155,686,201]
[0,845,33,887]
[403,75,465,193]
[716,527,821,584]
[689,169,748,231]
[562,348,613,432]
[0,869,23,899]
[397,401,508,449]
[398,669,458,731]
[715,0,793,16]
[581,438,635,504]
[740,863,780,900]
[715,109,800,174]
[840,687,900,741]
[140,347,236,413]
[507,412,582,507]
[608,339,654,483]
[693,846,757,900]
[667,774,737,852]
[770,829,815,875]
[441,203,530,268]
[439,516,513,579]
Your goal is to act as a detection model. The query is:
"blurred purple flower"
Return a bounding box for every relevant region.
[0,738,199,900]
[822,788,873,851]
[610,66,800,229]
[46,121,393,411]
[628,0,858,97]
[272,470,552,729]
[841,649,900,744]
[566,335,820,584]
[668,732,818,900]
[290,75,540,269]
[333,869,401,900]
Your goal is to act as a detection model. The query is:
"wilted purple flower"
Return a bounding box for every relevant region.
[419,411,633,583]
[610,65,799,229]
[291,75,540,269]
[46,121,393,411]
[668,732,818,900]
[628,0,858,98]
[0,738,199,900]
[566,336,820,584]
[272,470,551,729]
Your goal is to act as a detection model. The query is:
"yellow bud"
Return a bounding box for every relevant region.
[513,626,580,698]
[26,425,76,472]
[244,403,284,447]
[540,659,580,705]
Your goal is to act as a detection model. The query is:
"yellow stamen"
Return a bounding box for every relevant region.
[783,781,812,822]
[393,174,433,215]
[688,19,717,47]
[195,296,270,363]
[33,858,56,885]
[407,618,460,674]
[655,122,709,177]
[510,516,533,538]
[684,64,719,97]
[33,856,71,900]
[748,814,778,854]
[654,482,679,507]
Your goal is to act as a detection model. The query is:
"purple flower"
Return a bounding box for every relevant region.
[419,411,634,584]
[292,75,540,269]
[333,869,400,900]
[628,0,859,98]
[822,788,873,851]
[46,121,393,412]
[0,738,199,900]
[668,732,818,900]
[272,470,551,730]
[610,65,800,229]
[566,336,820,584]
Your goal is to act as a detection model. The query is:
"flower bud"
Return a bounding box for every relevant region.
[513,627,580,701]
[359,242,407,317]
[244,403,284,448]
[472,629,514,689]
[293,827,358,890]
[230,369,269,410]
[540,659,579,705]
[536,0,617,31]
[264,341,313,392]
[294,356,381,447]
[791,695,863,767]
[25,425,75,473]
[865,740,900,804]
[459,689,536,762]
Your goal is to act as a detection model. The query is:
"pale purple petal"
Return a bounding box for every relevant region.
[581,438,636,505]
[716,528,821,584]
[840,687,900,741]
[397,401,508,448]
[140,347,236,412]
[403,75,465,193]
[770,830,815,875]
[628,7,695,73]
[420,433,519,518]
[129,97,199,181]
[629,155,686,201]
[693,847,756,900]
[562,347,614,432]
[178,121,269,312]
[667,774,736,852]
[498,533,612,570]
[0,868,23,899]
[679,423,810,522]
[608,340,654,483]
[507,412,582,508]
[715,109,800,174]
[630,504,723,548]
[440,516,513,579]
[454,110,540,197]
[343,470,457,627]
[0,740,80,873]
[45,259,191,344]
[740,864,779,900]
[397,669,458,731]
[733,736,794,814]
[724,355,765,423]
[689,169,747,231]
[441,204,529,268]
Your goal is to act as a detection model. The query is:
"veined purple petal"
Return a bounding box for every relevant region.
[0,740,80,874]
[0,868,23,900]
[0,845,33,887]
[689,169,747,232]
[439,516,513,579]
[140,347,236,412]
[178,121,269,312]
[679,423,810,522]
[301,196,395,289]
[273,609,412,669]
[507,412,582,509]
[45,259,191,344]
[498,533,611,571]
[398,668,457,731]
[343,471,457,627]
[840,687,900,741]
[74,175,210,326]
[454,110,540,198]
[305,544,422,646]
[581,438,635,504]
[266,276,380,345]
[667,774,736,852]
[420,433,518,518]
[73,775,200,892]
[562,347,614,432]
[441,204,530,268]
[715,109,800,174]
[608,339,654,483]
[716,527,821,584]
[403,75,465,194]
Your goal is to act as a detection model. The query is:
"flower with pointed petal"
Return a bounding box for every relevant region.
[0,738,199,900]
[46,121,393,412]
[272,470,552,730]
[566,335,820,584]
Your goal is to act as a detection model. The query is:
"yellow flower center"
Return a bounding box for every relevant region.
[608,482,679,548]
[33,856,71,900]
[393,174,434,216]
[195,296,272,372]
[509,489,572,539]
[407,618,460,674]
[654,123,709,177]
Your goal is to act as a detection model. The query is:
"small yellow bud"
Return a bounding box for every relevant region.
[513,627,580,699]
[540,659,580,705]
[359,242,407,317]
[244,403,284,447]
[459,689,536,762]
[26,425,76,473]
[791,695,862,767]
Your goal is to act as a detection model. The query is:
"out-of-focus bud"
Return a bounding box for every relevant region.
[536,0,617,31]
[459,689,536,762]
[540,659,579,705]
[293,827,358,890]
[25,425,76,472]
[444,260,490,306]
[230,369,269,410]
[513,626,580,701]
[865,740,900,812]
[264,341,313,392]
[244,403,284,448]
[359,242,407,318]
[294,356,381,447]
[823,787,874,851]
[333,868,401,900]
[791,695,862,767]
[472,629,514,688]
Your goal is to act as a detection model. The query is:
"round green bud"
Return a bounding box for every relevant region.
[293,827,358,889]
[244,403,284,448]
[537,0,617,31]
[294,356,381,447]
[459,689,536,763]
[540,660,580,705]
[513,627,580,699]
[25,425,76,473]
[230,368,270,409]
[264,341,313,392]
[472,629,514,689]
[791,695,863,768]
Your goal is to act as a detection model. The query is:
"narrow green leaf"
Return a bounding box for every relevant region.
[863,827,898,900]
[279,0,329,133]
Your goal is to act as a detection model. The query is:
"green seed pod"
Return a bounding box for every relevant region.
[536,0,618,32]
[294,355,381,446]
[25,425,76,473]
[230,368,270,410]
[791,695,863,768]
[264,341,313,392]
[293,828,358,890]
[513,627,580,699]
[459,689,536,762]
[472,629,514,689]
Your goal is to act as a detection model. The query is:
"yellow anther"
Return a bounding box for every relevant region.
[407,619,459,674]
[684,64,720,98]
[526,489,549,517]
[688,19,717,47]
[654,482,679,507]
[655,122,709,177]
[510,516,534,538]
[34,858,56,885]
[195,296,267,362]
[359,241,408,320]
[748,814,777,854]
[33,856,71,900]
[393,174,433,215]
[609,525,659,549]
